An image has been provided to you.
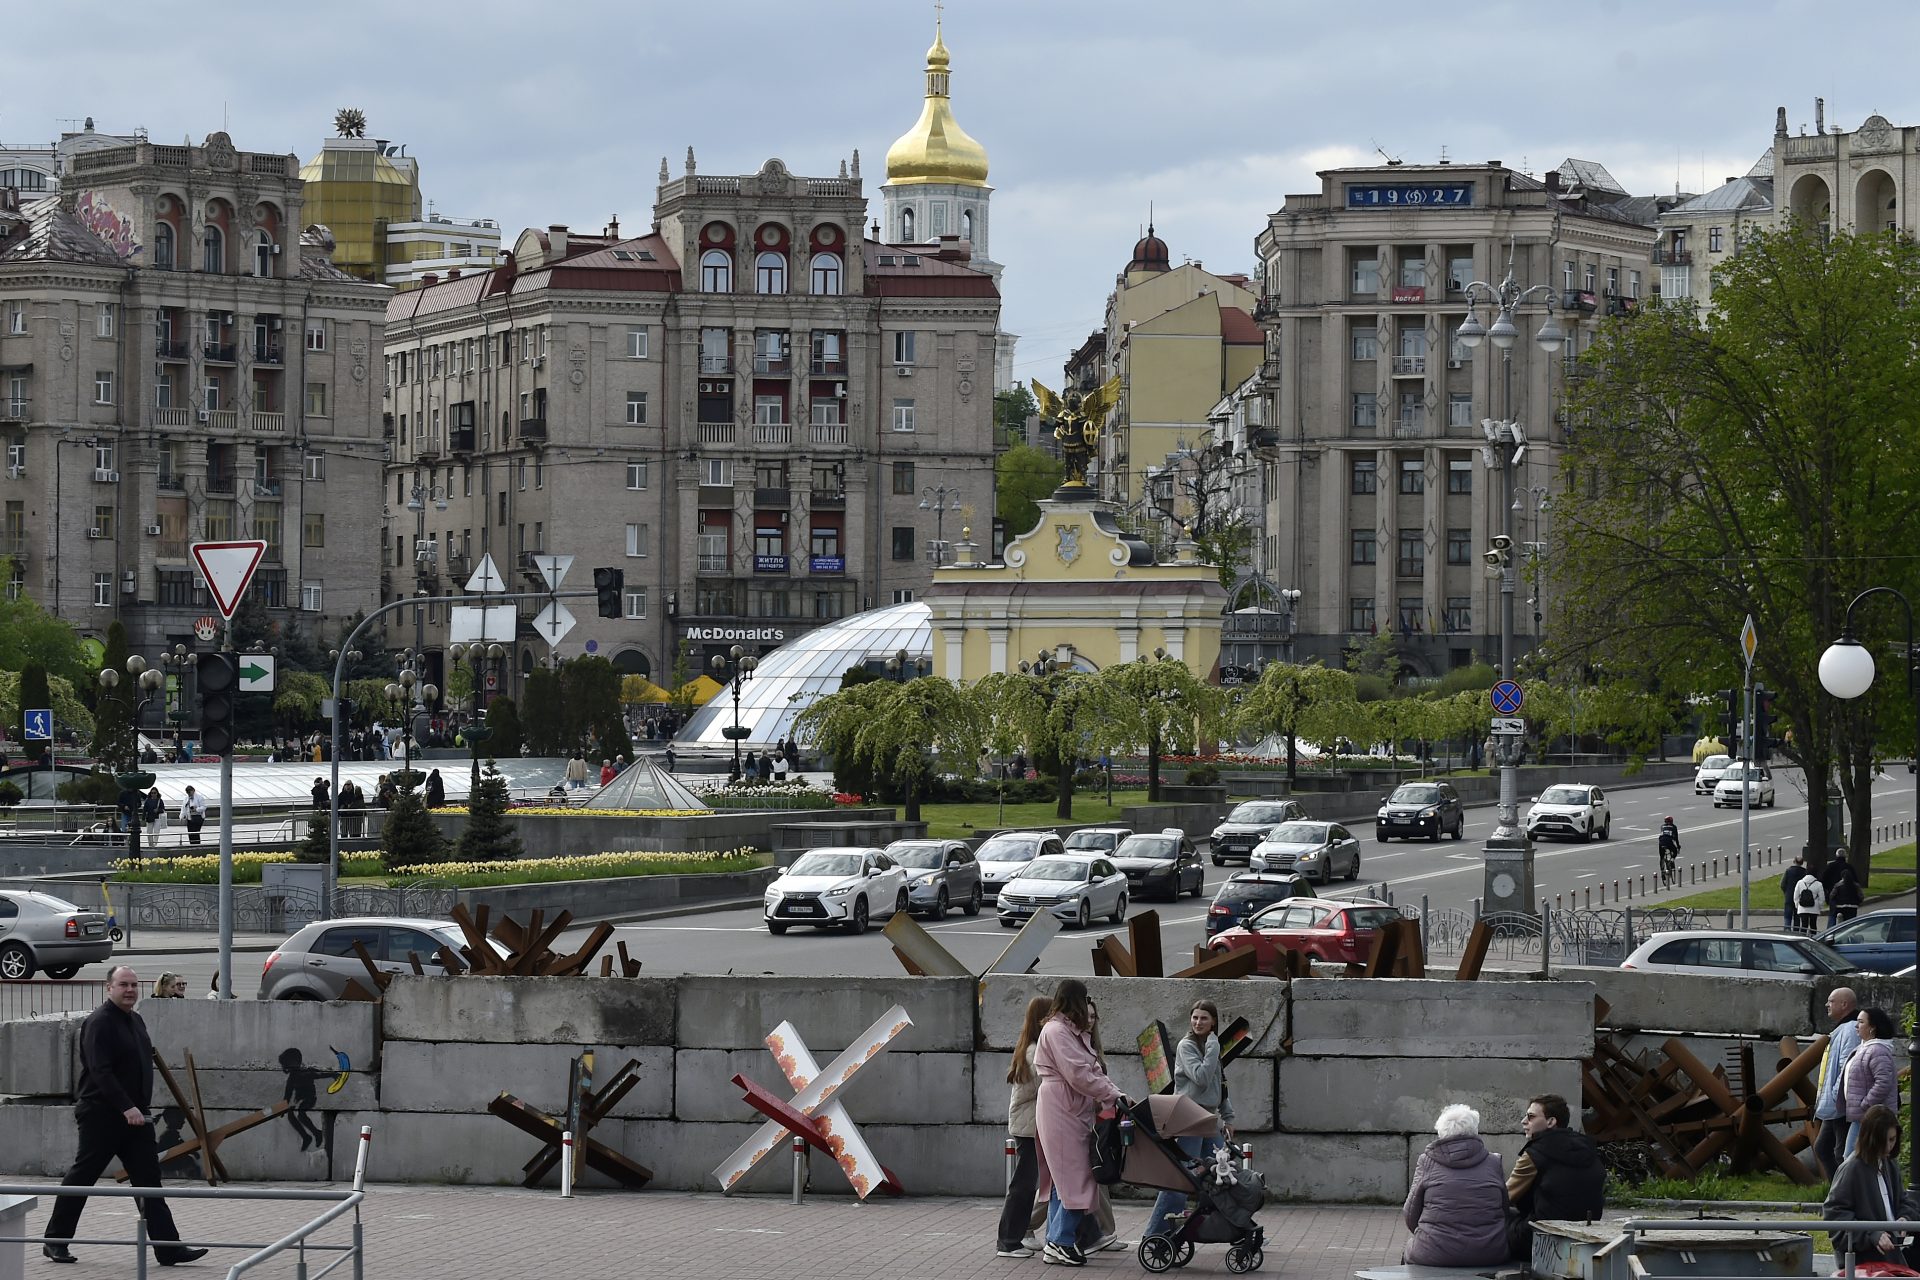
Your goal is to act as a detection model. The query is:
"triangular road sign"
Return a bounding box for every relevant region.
[191,540,269,619]
[531,553,575,592]
[465,552,506,594]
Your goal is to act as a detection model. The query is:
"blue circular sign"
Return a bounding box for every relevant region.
[585,640,599,654]
[1491,680,1525,715]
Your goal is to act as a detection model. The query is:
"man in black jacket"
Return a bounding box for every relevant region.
[1506,1093,1605,1262]
[41,967,206,1266]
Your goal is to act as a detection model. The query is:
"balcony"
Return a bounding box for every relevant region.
[698,355,734,375]
[252,479,283,499]
[1561,290,1599,314]
[253,343,283,366]
[1390,355,1426,377]
[517,549,550,583]
[1652,247,1693,266]
[1252,294,1280,322]
[206,472,235,495]
[156,339,188,362]
[808,555,845,575]
[156,474,183,492]
[252,411,286,433]
[755,422,793,445]
[449,427,476,453]
[0,398,27,424]
[1605,293,1638,317]
[809,489,845,509]
[2,533,25,558]
[446,551,471,582]
[697,421,736,445]
[698,553,730,573]
[752,356,791,375]
[205,409,238,431]
[518,418,548,444]
[754,487,791,508]
[1259,358,1281,383]
[809,358,847,376]
[415,438,442,460]
[153,407,189,427]
[753,554,790,575]
[1391,415,1429,439]
[203,342,237,364]
[157,539,186,560]
[808,423,849,446]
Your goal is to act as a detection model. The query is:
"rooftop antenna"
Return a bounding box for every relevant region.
[1372,139,1402,166]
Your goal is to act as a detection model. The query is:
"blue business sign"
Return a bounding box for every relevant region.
[1345,182,1474,210]
[753,554,790,574]
[808,556,845,574]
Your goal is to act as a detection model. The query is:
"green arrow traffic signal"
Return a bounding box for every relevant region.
[239,661,269,682]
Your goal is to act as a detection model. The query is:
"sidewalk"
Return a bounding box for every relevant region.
[3,1181,1411,1279]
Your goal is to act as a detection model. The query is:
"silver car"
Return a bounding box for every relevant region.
[260,917,484,1000]
[885,839,984,918]
[0,890,113,980]
[1249,821,1362,884]
[996,856,1128,930]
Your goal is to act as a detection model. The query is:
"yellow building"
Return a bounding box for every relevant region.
[922,495,1226,682]
[298,135,421,283]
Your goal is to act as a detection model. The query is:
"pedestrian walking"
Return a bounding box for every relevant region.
[1793,870,1827,933]
[40,967,207,1266]
[1780,856,1807,929]
[995,997,1050,1259]
[1829,860,1864,925]
[180,786,207,847]
[143,788,168,844]
[1143,999,1234,1242]
[663,746,676,773]
[1825,1106,1918,1267]
[425,769,446,809]
[311,776,330,813]
[1031,979,1125,1267]
[566,755,589,789]
[1843,1006,1899,1159]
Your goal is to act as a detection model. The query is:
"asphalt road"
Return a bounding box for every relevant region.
[105,767,1920,995]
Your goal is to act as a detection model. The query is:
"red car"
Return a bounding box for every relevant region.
[1208,898,1402,967]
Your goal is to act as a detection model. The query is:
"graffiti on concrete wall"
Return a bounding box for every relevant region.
[76,190,143,260]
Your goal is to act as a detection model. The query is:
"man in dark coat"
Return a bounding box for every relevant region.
[41,967,206,1265]
[1506,1093,1604,1262]
[1780,856,1808,929]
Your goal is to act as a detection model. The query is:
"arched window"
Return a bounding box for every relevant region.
[153,223,175,271]
[900,207,915,241]
[202,224,224,273]
[755,251,787,294]
[810,253,843,296]
[700,249,732,292]
[962,210,974,241]
[254,229,274,277]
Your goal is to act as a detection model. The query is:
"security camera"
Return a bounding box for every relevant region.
[1490,534,1514,551]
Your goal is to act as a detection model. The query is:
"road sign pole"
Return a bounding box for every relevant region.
[1738,614,1758,931]
[218,617,234,1001]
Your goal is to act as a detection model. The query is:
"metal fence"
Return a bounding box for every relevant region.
[1362,889,1703,969]
[0,977,109,1021]
[122,879,457,935]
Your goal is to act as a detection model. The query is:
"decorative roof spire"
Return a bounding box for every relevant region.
[883,15,988,188]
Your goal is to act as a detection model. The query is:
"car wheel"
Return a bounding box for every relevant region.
[894,888,909,916]
[1112,892,1127,923]
[767,921,788,936]
[1212,854,1225,866]
[1378,832,1393,843]
[1450,817,1465,840]
[1602,817,1612,839]
[1076,899,1091,930]
[846,898,869,935]
[1190,873,1204,898]
[0,942,32,981]
[1428,823,1442,843]
[1346,851,1362,882]
[965,884,983,916]
[933,887,949,918]
[45,966,80,980]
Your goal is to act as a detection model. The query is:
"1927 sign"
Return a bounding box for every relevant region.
[1345,182,1474,209]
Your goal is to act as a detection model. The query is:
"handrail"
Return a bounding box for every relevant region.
[223,1189,363,1280]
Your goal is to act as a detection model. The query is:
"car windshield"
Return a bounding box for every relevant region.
[1065,831,1119,850]
[1721,765,1762,781]
[1389,786,1442,804]
[1115,835,1178,860]
[1802,938,1863,973]
[888,845,947,870]
[1265,822,1329,844]
[1537,787,1590,805]
[1227,803,1293,824]
[1701,755,1731,770]
[788,853,864,877]
[1021,860,1089,882]
[977,837,1041,862]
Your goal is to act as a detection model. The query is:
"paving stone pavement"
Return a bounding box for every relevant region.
[7,1180,1412,1279]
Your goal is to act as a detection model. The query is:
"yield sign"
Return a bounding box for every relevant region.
[191,540,268,619]
[465,552,507,594]
[531,600,577,647]
[530,553,575,592]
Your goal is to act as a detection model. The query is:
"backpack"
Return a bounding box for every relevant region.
[1796,880,1818,910]
[1090,1105,1128,1185]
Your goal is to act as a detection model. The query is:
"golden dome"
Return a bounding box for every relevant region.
[884,22,989,188]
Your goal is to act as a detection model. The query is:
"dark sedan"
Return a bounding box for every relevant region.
[1205,872,1315,936]
[1109,831,1205,901]
[1375,782,1465,842]
[1817,911,1917,975]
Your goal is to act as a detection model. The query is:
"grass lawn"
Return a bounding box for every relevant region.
[1610,1166,1827,1206]
[918,791,1153,839]
[1661,842,1915,913]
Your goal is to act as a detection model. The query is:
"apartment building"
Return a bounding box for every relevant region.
[0,131,388,657]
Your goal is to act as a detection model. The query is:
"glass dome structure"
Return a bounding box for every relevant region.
[678,602,931,749]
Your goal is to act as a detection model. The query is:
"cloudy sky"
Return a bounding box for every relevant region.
[7,0,1916,385]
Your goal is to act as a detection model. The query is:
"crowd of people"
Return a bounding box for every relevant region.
[1783,851,1865,931]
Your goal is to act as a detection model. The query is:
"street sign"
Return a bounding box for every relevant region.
[193,615,220,642]
[237,654,276,693]
[449,604,516,645]
[530,553,575,592]
[1739,614,1758,670]
[1491,680,1525,715]
[22,709,50,741]
[190,540,268,619]
[464,553,507,595]
[1491,716,1526,736]
[485,672,499,692]
[531,600,578,647]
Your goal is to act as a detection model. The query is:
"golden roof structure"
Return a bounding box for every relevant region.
[884,22,989,188]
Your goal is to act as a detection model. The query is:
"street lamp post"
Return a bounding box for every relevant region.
[1456,248,1566,915]
[448,641,505,788]
[97,657,163,867]
[405,480,450,725]
[383,666,438,781]
[1819,587,1920,1183]
[711,645,759,776]
[1279,588,1302,664]
[159,647,199,761]
[920,485,961,566]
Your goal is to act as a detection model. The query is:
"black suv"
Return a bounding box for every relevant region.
[1375,781,1465,842]
[1205,872,1315,935]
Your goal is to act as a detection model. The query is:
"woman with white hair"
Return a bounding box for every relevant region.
[1403,1103,1510,1267]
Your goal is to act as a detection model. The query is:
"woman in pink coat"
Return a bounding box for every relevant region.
[1033,979,1125,1267]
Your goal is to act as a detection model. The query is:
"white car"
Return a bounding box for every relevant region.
[997,856,1128,930]
[1694,753,1734,794]
[974,831,1068,900]
[1620,930,1859,980]
[763,847,908,936]
[1524,784,1611,842]
[1713,764,1776,808]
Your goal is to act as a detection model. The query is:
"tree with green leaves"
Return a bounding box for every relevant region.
[994,382,1039,448]
[90,621,136,770]
[666,640,699,721]
[1234,662,1358,787]
[793,676,987,822]
[380,775,448,870]
[457,759,523,862]
[485,696,523,757]
[996,444,1064,539]
[1553,225,1920,875]
[273,670,330,737]
[972,667,1099,819]
[0,563,87,689]
[521,667,567,756]
[298,809,331,863]
[561,656,630,759]
[1085,654,1225,800]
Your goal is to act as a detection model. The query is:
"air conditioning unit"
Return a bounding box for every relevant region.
[145,524,161,536]
[895,366,913,377]
[268,317,282,331]
[834,382,846,398]
[197,409,210,423]
[87,527,103,538]
[94,468,119,482]
[531,356,545,370]
[271,244,282,256]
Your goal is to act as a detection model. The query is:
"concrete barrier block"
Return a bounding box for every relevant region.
[139,999,380,1071]
[152,1107,372,1182]
[964,1051,1275,1131]
[174,1068,377,1113]
[1290,979,1593,1058]
[0,1099,75,1175]
[380,1041,673,1117]
[1261,1132,1409,1202]
[978,975,1289,1055]
[675,1049,972,1125]
[673,976,972,1052]
[1553,966,1815,1038]
[1278,1056,1580,1133]
[0,1013,81,1096]
[382,976,677,1046]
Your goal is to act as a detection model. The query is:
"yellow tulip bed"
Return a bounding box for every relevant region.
[112,846,763,887]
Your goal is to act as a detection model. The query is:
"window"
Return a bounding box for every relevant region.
[755,251,786,294]
[93,572,112,606]
[810,523,841,557]
[892,399,916,433]
[900,207,915,240]
[5,437,22,471]
[1397,597,1424,633]
[754,521,785,557]
[893,331,917,365]
[700,249,732,292]
[302,580,324,612]
[1446,254,1474,292]
[625,460,648,490]
[305,320,327,352]
[1447,394,1472,428]
[153,224,175,270]
[1396,530,1424,577]
[753,329,790,373]
[517,458,527,491]
[1350,256,1379,294]
[304,513,325,548]
[811,253,842,295]
[1398,459,1424,494]
[1606,266,1619,294]
[702,458,732,487]
[1350,326,1378,361]
[1351,393,1377,429]
[1628,270,1641,299]
[1351,457,1377,494]
[1708,226,1724,253]
[202,224,224,273]
[4,301,22,334]
[93,371,113,404]
[624,586,647,619]
[254,230,275,277]
[1448,324,1471,364]
[752,395,784,426]
[1563,259,1576,290]
[96,303,115,338]
[1584,263,1596,291]
[625,523,649,557]
[304,452,325,481]
[754,460,788,491]
[305,382,328,416]
[1447,458,1473,494]
[625,391,648,425]
[1661,265,1691,300]
[1350,529,1376,565]
[1399,255,1424,288]
[1446,527,1471,565]
[94,440,115,472]
[625,327,648,359]
[893,461,916,494]
[92,505,114,539]
[1348,597,1375,632]
[1445,597,1471,632]
[891,527,916,560]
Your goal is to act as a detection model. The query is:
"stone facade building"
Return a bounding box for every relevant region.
[0,131,388,659]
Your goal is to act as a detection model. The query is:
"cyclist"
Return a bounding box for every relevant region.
[1657,817,1681,888]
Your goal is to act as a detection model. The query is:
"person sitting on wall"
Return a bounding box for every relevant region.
[1506,1093,1605,1261]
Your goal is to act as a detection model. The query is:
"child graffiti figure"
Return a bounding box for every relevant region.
[279,1048,330,1151]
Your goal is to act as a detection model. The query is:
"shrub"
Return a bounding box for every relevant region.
[0,781,21,807]
[380,777,448,871]
[1182,763,1221,787]
[57,771,122,807]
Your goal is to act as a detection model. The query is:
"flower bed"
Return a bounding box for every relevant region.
[112,847,763,887]
[487,806,711,818]
[689,779,835,810]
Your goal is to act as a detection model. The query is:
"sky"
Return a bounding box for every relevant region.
[7,0,1919,387]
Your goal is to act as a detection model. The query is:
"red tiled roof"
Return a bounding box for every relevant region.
[385,233,682,322]
[862,239,999,298]
[1219,306,1263,345]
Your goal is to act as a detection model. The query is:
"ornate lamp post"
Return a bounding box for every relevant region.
[885,647,929,682]
[919,485,962,566]
[383,666,438,781]
[449,642,505,786]
[159,646,199,761]
[711,645,759,775]
[97,656,163,866]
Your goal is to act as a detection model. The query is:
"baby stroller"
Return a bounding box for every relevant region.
[1118,1094,1266,1273]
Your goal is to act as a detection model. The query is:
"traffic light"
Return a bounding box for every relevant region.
[1753,685,1776,760]
[332,696,354,726]
[594,567,624,619]
[198,653,239,758]
[1717,687,1741,756]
